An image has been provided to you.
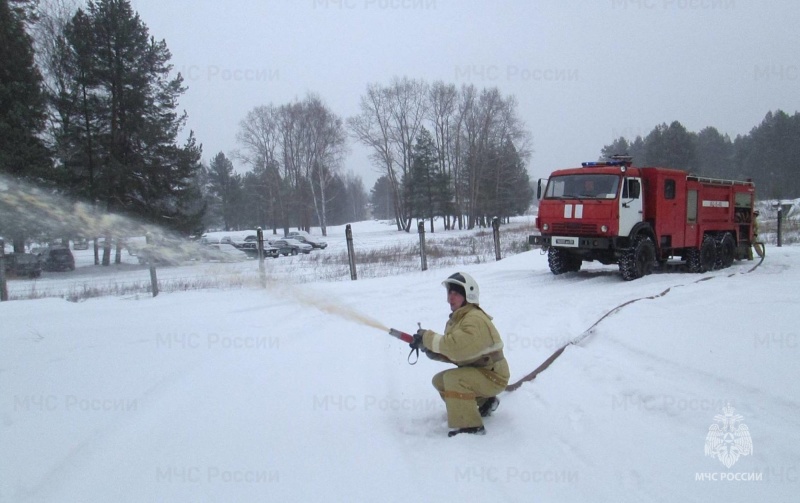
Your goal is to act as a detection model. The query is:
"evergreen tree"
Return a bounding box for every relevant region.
[0,0,52,250]
[370,176,394,220]
[694,127,733,178]
[600,111,800,199]
[52,0,203,257]
[476,137,532,224]
[0,0,49,180]
[497,138,532,218]
[735,110,800,199]
[322,174,348,226]
[206,152,241,231]
[600,137,631,162]
[407,127,445,231]
[642,121,696,170]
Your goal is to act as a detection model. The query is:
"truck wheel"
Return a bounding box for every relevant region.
[619,236,655,281]
[687,235,717,273]
[548,248,581,275]
[715,233,736,269]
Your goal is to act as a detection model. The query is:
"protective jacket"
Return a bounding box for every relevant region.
[422,304,510,385]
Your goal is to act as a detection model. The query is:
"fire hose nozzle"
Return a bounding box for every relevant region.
[388,328,414,344]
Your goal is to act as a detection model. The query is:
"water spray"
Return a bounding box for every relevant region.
[291,288,421,364]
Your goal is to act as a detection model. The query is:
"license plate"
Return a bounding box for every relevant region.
[553,236,579,248]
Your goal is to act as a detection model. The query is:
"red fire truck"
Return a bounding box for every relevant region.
[529,157,757,280]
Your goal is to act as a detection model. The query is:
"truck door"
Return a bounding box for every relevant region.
[684,188,699,247]
[619,177,643,237]
[660,177,686,248]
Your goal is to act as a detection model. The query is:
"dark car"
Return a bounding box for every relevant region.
[234,241,279,259]
[4,253,43,278]
[41,246,75,271]
[269,239,312,256]
[287,231,328,249]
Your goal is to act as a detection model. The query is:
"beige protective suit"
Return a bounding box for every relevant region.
[421,303,510,429]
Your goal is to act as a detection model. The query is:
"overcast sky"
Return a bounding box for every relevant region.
[129,0,799,187]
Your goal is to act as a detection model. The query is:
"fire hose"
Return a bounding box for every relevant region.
[387,246,767,389]
[506,249,767,391]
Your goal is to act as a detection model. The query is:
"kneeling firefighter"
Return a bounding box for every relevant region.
[412,272,510,437]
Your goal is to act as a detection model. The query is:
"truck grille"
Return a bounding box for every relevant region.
[551,223,598,235]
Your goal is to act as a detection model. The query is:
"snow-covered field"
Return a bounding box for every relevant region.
[1,219,798,502]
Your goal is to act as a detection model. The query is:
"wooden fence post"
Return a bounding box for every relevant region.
[0,238,7,301]
[492,217,502,261]
[257,227,266,287]
[418,221,427,271]
[346,224,357,280]
[146,233,158,297]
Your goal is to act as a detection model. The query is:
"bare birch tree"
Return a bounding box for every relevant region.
[236,104,285,233]
[349,77,428,231]
[455,87,530,228]
[428,81,458,229]
[300,94,346,236]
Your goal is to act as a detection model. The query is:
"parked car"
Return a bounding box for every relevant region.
[287,231,328,249]
[233,241,279,259]
[4,252,42,278]
[269,238,312,255]
[72,237,89,250]
[40,246,75,271]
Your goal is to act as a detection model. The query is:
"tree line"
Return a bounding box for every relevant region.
[232,78,535,235]
[0,0,535,262]
[600,112,800,199]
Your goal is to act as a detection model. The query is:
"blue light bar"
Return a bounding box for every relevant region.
[581,160,631,167]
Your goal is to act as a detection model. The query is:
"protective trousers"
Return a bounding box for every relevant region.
[432,367,506,429]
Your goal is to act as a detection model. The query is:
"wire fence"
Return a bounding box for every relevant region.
[2,220,537,302]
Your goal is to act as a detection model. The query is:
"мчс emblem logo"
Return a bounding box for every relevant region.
[704,404,753,468]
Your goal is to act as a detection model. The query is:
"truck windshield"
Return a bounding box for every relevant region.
[544,174,620,200]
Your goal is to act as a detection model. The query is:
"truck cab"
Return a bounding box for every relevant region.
[533,159,643,268]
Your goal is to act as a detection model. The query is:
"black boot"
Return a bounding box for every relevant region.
[478,397,499,418]
[448,426,486,437]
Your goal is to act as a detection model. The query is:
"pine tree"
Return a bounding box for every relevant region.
[53,0,203,256]
[735,110,800,199]
[695,127,733,178]
[0,0,52,250]
[370,176,394,220]
[206,152,241,231]
[643,121,696,170]
[0,0,48,179]
[477,137,532,224]
[408,127,442,231]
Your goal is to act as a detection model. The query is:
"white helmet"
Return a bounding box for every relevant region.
[442,271,480,304]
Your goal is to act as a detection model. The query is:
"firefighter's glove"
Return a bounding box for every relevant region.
[410,328,426,351]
